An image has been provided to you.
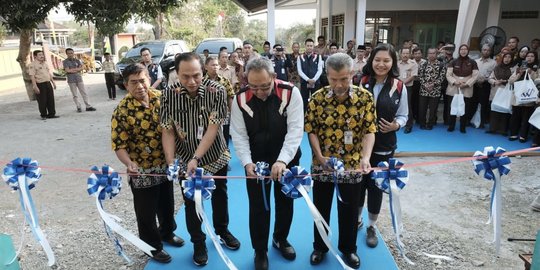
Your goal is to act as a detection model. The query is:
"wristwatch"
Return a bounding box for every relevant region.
[191,155,202,163]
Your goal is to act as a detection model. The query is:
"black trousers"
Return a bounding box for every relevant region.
[447,95,475,129]
[442,80,449,124]
[359,152,394,215]
[509,106,535,139]
[313,181,362,253]
[130,180,177,251]
[472,81,491,125]
[223,124,230,146]
[300,82,319,111]
[36,81,55,118]
[405,80,421,127]
[183,165,229,243]
[418,96,440,127]
[246,177,294,251]
[105,72,116,99]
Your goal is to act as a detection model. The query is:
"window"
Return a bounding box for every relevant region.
[331,14,345,46]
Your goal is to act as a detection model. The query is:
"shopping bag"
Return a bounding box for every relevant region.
[450,89,465,116]
[470,104,481,128]
[513,70,539,105]
[491,84,513,114]
[529,107,540,129]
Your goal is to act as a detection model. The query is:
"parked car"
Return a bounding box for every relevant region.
[115,40,189,89]
[194,38,243,58]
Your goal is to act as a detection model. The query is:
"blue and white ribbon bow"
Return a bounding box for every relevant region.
[182,168,237,270]
[88,165,155,264]
[472,146,511,255]
[2,158,55,267]
[167,159,181,183]
[372,158,414,265]
[326,157,345,202]
[255,162,271,211]
[280,166,353,270]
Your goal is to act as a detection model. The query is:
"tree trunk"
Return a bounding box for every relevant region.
[16,29,35,101]
[153,13,163,40]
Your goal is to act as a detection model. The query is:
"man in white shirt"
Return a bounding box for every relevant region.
[230,57,303,270]
[297,38,324,110]
[473,44,496,128]
[353,45,367,75]
[397,47,418,133]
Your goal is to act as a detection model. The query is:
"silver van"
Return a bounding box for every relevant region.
[194,38,243,57]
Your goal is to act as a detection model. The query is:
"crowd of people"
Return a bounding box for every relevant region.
[28,34,539,270]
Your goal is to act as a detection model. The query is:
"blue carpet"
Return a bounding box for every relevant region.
[396,124,536,153]
[145,135,398,270]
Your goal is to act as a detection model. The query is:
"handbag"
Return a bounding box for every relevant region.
[450,88,465,116]
[513,70,539,105]
[470,104,481,128]
[491,84,513,114]
[529,107,540,129]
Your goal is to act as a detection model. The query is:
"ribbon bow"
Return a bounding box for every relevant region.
[326,157,345,202]
[2,158,55,266]
[281,166,312,199]
[167,159,181,183]
[255,162,271,211]
[87,165,155,263]
[372,159,408,193]
[372,158,413,265]
[2,157,41,190]
[182,168,216,201]
[472,146,511,256]
[472,146,511,181]
[87,165,122,200]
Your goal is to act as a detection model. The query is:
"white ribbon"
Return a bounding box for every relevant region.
[18,175,56,266]
[487,173,502,255]
[193,189,238,270]
[95,186,156,257]
[296,184,353,270]
[388,180,415,265]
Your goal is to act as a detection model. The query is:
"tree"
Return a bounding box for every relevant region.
[0,24,7,46]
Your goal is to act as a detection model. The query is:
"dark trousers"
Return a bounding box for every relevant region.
[489,111,511,135]
[246,177,294,251]
[223,124,230,146]
[442,80,449,124]
[105,72,116,99]
[313,181,362,253]
[509,106,535,139]
[447,95,475,130]
[418,96,440,127]
[130,180,177,251]
[359,152,394,215]
[300,82,319,111]
[472,82,491,125]
[183,165,229,243]
[36,81,55,118]
[405,80,420,127]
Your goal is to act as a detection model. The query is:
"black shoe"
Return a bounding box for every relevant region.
[404,127,412,134]
[342,252,360,269]
[41,117,47,120]
[47,115,60,119]
[420,125,427,130]
[310,250,326,265]
[447,126,455,132]
[86,107,96,111]
[426,125,433,130]
[77,108,82,113]
[485,130,494,134]
[254,250,268,270]
[164,235,185,247]
[193,242,208,266]
[366,226,378,248]
[519,137,527,143]
[272,238,296,260]
[219,230,240,250]
[151,249,172,263]
[509,136,518,141]
[460,126,466,133]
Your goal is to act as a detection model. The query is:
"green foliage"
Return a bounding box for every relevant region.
[0,0,59,31]
[276,23,315,48]
[0,24,7,46]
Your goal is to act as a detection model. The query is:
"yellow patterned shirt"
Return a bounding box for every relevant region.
[204,74,235,99]
[111,89,166,175]
[305,85,377,183]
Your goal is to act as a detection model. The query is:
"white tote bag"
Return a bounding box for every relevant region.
[491,84,513,114]
[529,107,540,129]
[450,88,465,116]
[470,104,481,128]
[513,70,539,105]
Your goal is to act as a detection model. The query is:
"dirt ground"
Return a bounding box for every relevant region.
[0,73,538,270]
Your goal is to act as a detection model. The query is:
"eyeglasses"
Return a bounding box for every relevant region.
[248,81,273,92]
[128,79,147,86]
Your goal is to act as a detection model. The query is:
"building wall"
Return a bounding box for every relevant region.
[498,0,540,45]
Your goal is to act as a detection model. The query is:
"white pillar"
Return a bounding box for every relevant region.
[344,0,356,48]
[328,0,333,40]
[486,0,501,27]
[454,0,480,54]
[356,0,367,45]
[267,0,276,45]
[315,0,322,38]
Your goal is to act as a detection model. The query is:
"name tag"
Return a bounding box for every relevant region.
[281,68,285,74]
[197,126,204,140]
[344,131,353,145]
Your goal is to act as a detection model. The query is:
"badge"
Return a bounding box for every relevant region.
[344,130,353,145]
[197,126,204,140]
[281,68,285,74]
